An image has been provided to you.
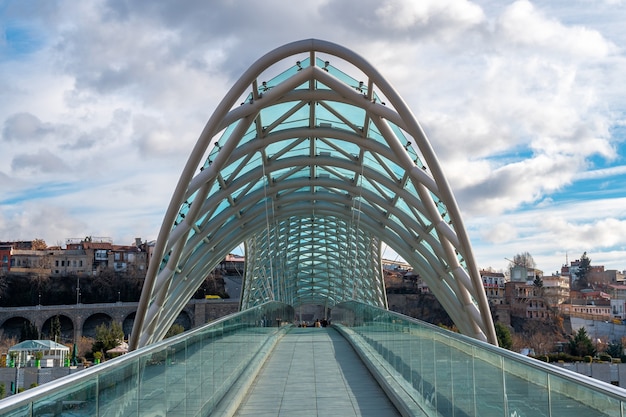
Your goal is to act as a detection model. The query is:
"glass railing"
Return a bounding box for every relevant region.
[0,301,293,417]
[332,300,626,417]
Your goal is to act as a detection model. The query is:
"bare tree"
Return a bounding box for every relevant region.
[31,239,47,250]
[510,252,536,269]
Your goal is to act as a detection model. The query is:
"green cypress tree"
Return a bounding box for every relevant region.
[577,252,591,289]
[49,315,62,342]
[568,327,595,357]
[495,322,513,350]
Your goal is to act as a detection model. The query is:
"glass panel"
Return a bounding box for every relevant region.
[0,302,294,417]
[434,334,453,416]
[332,302,626,417]
[549,373,622,417]
[504,359,550,416]
[315,57,365,95]
[32,379,97,416]
[0,405,30,417]
[449,338,476,416]
[261,57,310,91]
[98,359,139,416]
[4,301,625,417]
[418,329,437,411]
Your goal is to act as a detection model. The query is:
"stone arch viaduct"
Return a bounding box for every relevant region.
[0,300,237,343]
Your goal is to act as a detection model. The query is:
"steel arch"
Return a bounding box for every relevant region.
[130,39,497,348]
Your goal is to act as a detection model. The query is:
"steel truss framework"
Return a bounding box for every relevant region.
[130,39,497,349]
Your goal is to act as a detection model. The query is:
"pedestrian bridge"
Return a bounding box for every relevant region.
[0,301,624,416]
[3,39,624,415]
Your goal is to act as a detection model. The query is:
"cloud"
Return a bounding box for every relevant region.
[574,165,626,181]
[132,114,190,158]
[373,0,485,38]
[467,195,626,271]
[2,112,53,142]
[11,148,70,174]
[1,0,625,277]
[539,216,626,249]
[0,171,13,191]
[0,204,88,244]
[495,0,615,58]
[62,135,97,150]
[481,222,518,244]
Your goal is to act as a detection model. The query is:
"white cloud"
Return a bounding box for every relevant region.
[11,148,70,174]
[2,112,53,142]
[374,0,485,35]
[468,196,626,271]
[481,222,518,244]
[496,0,615,58]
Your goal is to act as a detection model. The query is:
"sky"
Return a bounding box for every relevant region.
[1,0,626,275]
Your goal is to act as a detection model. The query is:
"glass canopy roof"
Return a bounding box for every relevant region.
[131,39,497,349]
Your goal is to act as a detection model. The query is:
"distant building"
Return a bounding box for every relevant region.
[0,244,11,273]
[609,284,626,319]
[559,303,611,320]
[0,241,38,274]
[541,274,570,306]
[381,258,412,272]
[572,289,610,305]
[480,270,506,306]
[563,258,605,289]
[505,280,552,319]
[3,237,149,278]
[9,249,53,277]
[510,265,543,282]
[561,289,612,320]
[589,269,626,287]
[221,254,245,275]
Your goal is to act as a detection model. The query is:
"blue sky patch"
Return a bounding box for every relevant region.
[2,25,43,58]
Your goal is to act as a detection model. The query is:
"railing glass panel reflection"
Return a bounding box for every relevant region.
[332,300,626,417]
[0,301,293,417]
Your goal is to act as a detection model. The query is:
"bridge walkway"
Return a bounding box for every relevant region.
[2,301,625,416]
[234,327,400,417]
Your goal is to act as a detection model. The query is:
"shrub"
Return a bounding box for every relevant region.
[535,352,582,363]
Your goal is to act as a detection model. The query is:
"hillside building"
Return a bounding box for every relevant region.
[480,270,506,306]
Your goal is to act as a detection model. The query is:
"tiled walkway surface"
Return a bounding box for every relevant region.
[234,327,400,417]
